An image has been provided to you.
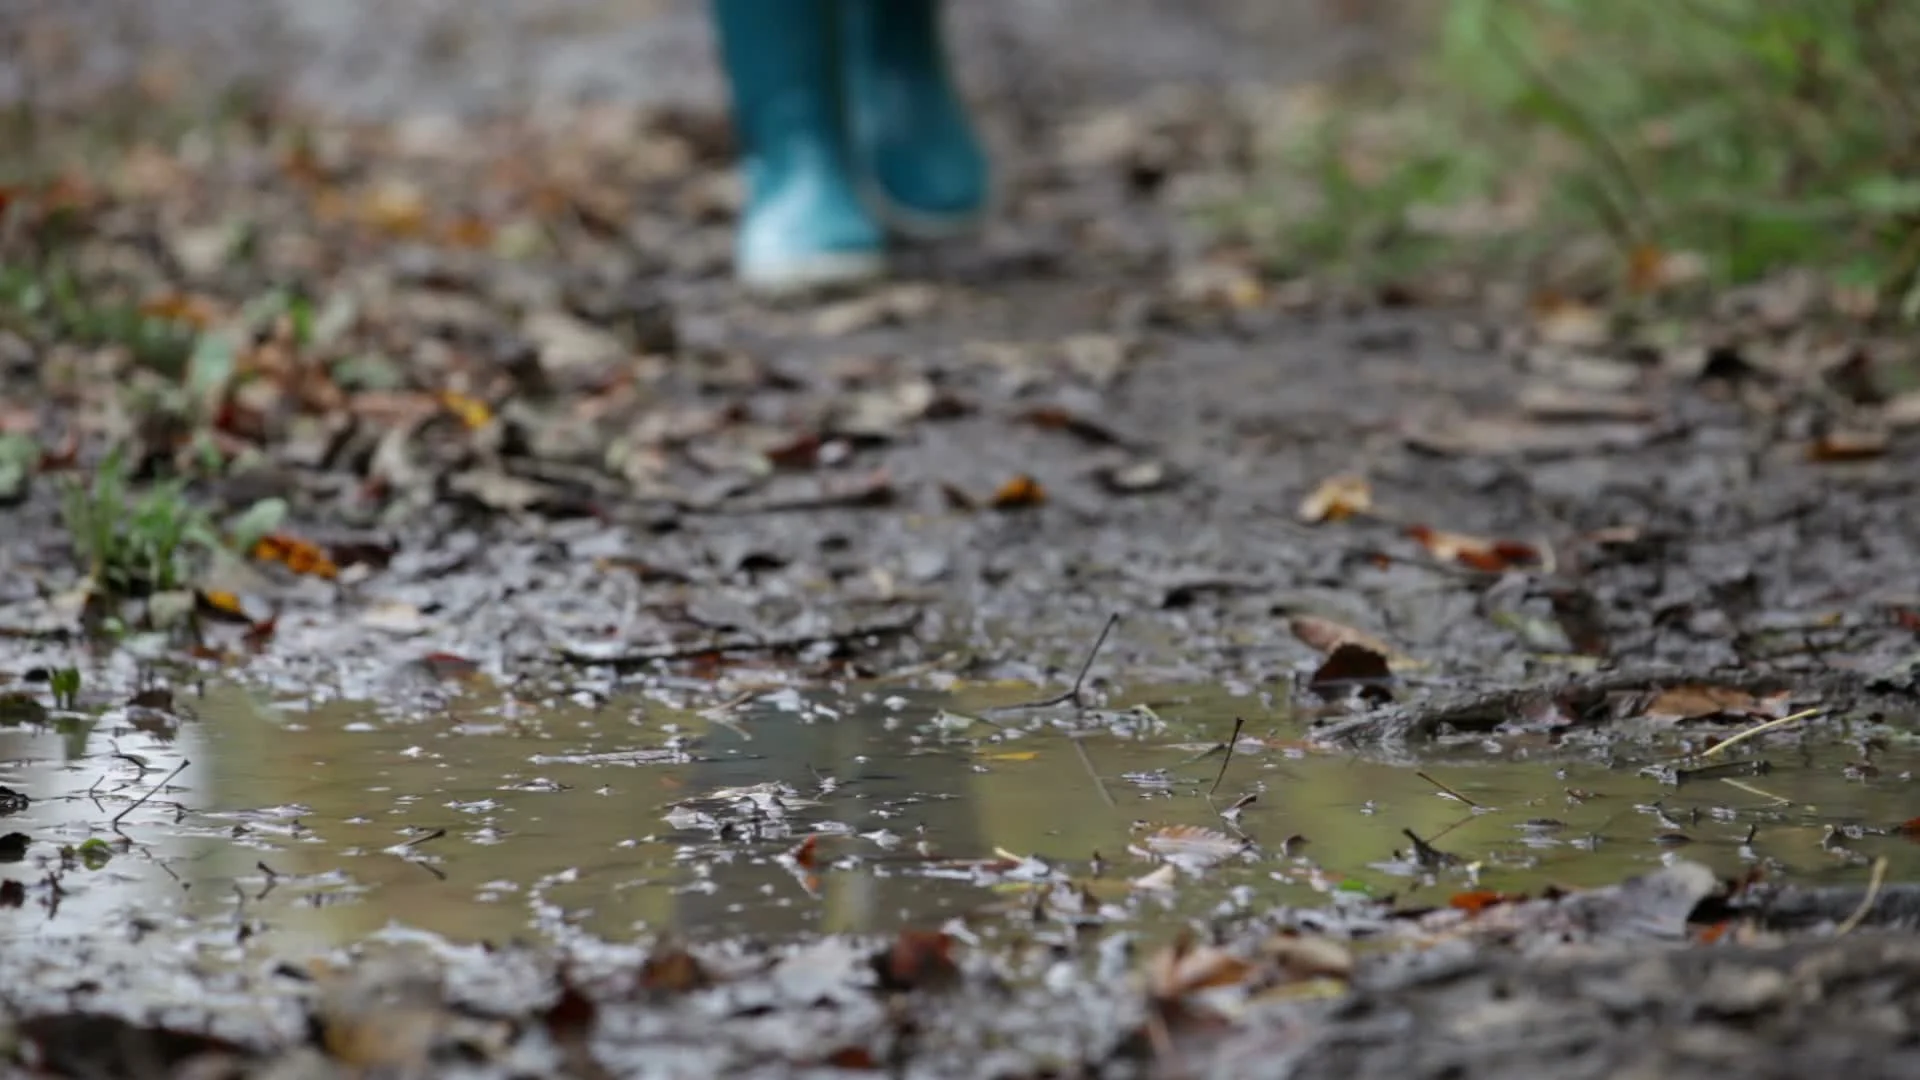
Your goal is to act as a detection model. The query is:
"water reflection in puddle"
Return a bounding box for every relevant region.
[1,681,1915,951]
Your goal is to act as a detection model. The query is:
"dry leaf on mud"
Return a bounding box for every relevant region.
[1145,937,1254,1003]
[1307,643,1394,704]
[990,474,1047,509]
[1406,525,1542,572]
[1288,615,1415,669]
[1297,473,1371,523]
[252,533,340,579]
[1640,685,1788,723]
[1529,293,1610,348]
[1139,824,1249,871]
[1808,430,1888,462]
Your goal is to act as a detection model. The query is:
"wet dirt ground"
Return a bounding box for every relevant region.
[6,2,1920,1077]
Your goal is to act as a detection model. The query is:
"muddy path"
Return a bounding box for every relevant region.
[5,3,1920,1078]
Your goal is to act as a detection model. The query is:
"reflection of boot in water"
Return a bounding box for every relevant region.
[709,0,991,293]
[665,696,986,939]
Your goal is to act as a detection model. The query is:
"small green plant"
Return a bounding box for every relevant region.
[49,667,81,710]
[60,448,222,596]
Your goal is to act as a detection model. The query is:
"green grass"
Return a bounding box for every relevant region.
[1230,0,1920,307]
[60,448,222,598]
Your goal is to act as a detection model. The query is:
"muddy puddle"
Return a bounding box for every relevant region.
[2,680,1916,952]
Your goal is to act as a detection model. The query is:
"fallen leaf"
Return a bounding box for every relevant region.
[1449,889,1527,914]
[1145,935,1253,1002]
[877,930,959,992]
[1530,293,1609,348]
[196,589,253,623]
[1307,643,1393,704]
[1406,525,1542,572]
[1258,934,1354,981]
[1288,615,1393,659]
[1808,430,1887,462]
[989,474,1047,509]
[789,834,820,870]
[252,533,341,579]
[1020,405,1130,447]
[1297,474,1372,523]
[1096,458,1172,494]
[1642,685,1787,724]
[640,946,712,994]
[1140,825,1249,871]
[1131,864,1180,892]
[438,390,493,431]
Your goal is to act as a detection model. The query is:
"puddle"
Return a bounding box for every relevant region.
[2,681,1917,951]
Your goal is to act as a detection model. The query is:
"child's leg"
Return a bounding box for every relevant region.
[840,0,991,238]
[711,0,886,293]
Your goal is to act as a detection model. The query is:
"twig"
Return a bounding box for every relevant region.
[111,759,187,826]
[1210,717,1246,796]
[1415,770,1480,808]
[994,613,1120,711]
[1699,707,1822,759]
[1836,856,1889,936]
[403,827,447,849]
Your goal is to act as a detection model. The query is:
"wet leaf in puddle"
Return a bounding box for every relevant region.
[1131,864,1180,892]
[1140,824,1249,871]
[0,788,27,815]
[1297,474,1371,523]
[0,878,20,906]
[0,831,28,858]
[1307,643,1394,704]
[0,693,49,726]
[1405,525,1542,572]
[989,474,1047,509]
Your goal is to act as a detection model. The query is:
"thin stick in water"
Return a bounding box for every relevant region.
[998,613,1119,710]
[1700,707,1821,759]
[1210,717,1246,796]
[1836,856,1889,936]
[112,759,188,826]
[1416,770,1480,808]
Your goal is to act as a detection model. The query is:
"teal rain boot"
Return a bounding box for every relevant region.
[840,0,992,239]
[712,0,886,293]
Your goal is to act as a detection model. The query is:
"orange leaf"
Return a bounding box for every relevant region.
[1406,525,1541,571]
[138,293,222,329]
[1448,889,1525,914]
[196,590,251,623]
[881,930,959,991]
[1297,474,1372,524]
[789,834,819,870]
[252,534,340,580]
[989,474,1047,509]
[1900,816,1920,839]
[1808,431,1887,462]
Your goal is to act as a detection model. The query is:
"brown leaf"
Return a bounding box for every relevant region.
[1448,889,1527,914]
[789,834,820,870]
[1259,934,1354,981]
[1406,525,1542,572]
[989,474,1047,509]
[641,946,712,994]
[1308,643,1393,704]
[1808,430,1887,462]
[1297,474,1372,524]
[1141,824,1249,870]
[1145,935,1254,1002]
[877,930,959,992]
[1020,405,1129,447]
[252,533,340,580]
[1641,685,1786,724]
[1289,615,1394,659]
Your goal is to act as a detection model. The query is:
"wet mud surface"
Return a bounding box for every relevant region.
[6,2,1920,1076]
